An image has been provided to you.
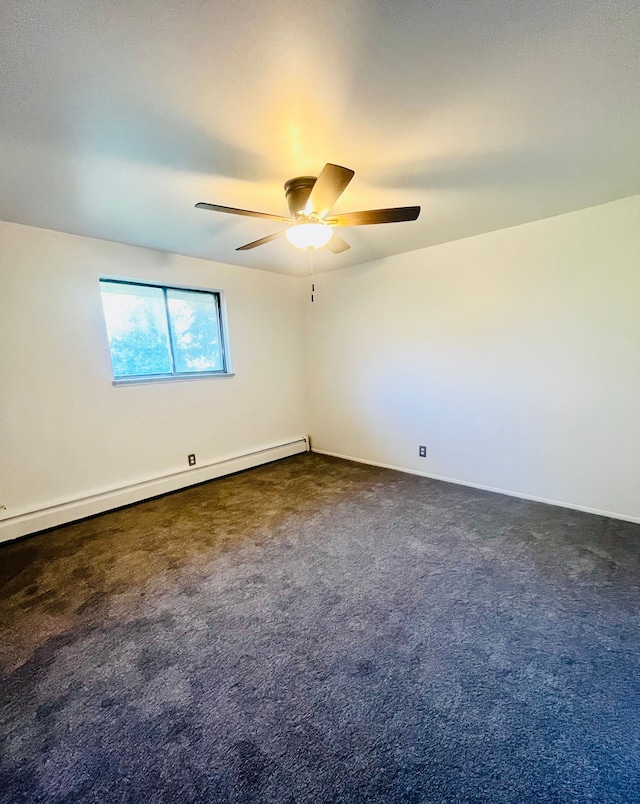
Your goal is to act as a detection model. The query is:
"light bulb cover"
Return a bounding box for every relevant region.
[285,222,333,250]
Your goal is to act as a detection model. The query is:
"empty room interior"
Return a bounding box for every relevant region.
[2,2,640,802]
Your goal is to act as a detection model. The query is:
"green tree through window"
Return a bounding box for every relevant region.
[100,280,228,380]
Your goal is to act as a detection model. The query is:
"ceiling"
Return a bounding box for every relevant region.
[1,1,639,275]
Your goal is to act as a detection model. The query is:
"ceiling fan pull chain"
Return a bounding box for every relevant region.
[309,248,315,302]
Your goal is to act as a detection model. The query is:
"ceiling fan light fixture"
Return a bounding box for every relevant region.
[285,222,333,250]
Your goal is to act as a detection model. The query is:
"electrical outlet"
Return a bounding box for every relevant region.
[188,454,196,466]
[419,446,427,458]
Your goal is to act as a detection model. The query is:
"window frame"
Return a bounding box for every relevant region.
[99,277,234,385]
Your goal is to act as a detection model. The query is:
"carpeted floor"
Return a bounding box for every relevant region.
[1,453,639,803]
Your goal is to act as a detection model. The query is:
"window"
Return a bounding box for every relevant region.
[99,279,231,382]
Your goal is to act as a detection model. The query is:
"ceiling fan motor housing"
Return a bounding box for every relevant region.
[284,176,317,219]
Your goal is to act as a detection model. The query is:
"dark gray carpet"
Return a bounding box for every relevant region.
[1,453,639,803]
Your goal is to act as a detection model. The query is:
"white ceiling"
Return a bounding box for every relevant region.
[1,0,639,275]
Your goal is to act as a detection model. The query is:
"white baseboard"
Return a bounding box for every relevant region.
[0,438,309,544]
[312,448,640,525]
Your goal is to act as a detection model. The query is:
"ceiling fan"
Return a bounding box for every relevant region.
[195,163,420,253]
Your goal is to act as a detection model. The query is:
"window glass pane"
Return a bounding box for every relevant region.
[166,289,224,373]
[100,281,172,377]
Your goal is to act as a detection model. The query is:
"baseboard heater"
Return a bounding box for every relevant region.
[0,437,309,544]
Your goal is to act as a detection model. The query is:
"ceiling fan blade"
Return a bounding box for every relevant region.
[327,206,421,227]
[235,231,285,251]
[305,163,355,218]
[196,202,293,223]
[327,234,351,254]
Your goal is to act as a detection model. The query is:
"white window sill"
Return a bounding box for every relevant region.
[112,372,235,386]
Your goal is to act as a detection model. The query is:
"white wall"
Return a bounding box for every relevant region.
[0,222,307,539]
[307,196,640,522]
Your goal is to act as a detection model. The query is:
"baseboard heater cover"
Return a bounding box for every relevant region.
[0,437,309,543]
